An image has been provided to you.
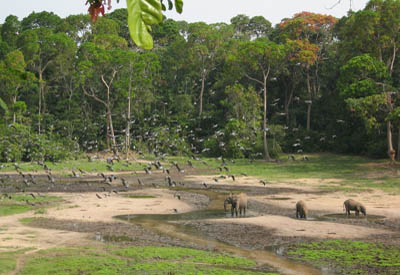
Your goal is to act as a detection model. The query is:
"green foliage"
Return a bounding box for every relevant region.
[0,124,78,162]
[338,54,388,99]
[287,240,400,274]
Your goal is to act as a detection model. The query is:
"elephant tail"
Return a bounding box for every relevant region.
[343,202,345,212]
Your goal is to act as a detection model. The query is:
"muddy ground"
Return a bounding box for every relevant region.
[1,169,400,274]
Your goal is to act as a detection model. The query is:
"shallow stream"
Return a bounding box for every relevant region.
[116,189,321,275]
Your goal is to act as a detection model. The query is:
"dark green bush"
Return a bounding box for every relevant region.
[0,123,78,162]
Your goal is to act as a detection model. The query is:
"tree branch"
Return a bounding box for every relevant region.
[82,86,107,106]
[244,73,264,85]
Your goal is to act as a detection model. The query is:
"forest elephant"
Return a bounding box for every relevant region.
[296,200,308,219]
[224,193,248,217]
[343,199,366,216]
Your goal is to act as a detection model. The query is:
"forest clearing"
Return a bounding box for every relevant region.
[0,154,400,274]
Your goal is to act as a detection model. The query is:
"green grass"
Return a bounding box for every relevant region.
[0,256,16,274]
[1,153,399,191]
[169,153,400,192]
[286,240,400,274]
[0,194,62,217]
[0,158,143,175]
[19,246,275,275]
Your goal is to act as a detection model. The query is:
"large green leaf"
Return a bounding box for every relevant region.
[126,0,163,49]
[175,0,183,13]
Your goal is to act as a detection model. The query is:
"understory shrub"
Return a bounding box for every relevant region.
[0,123,78,162]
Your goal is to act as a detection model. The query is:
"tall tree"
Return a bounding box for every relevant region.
[279,12,337,131]
[1,15,21,50]
[187,22,231,117]
[0,50,35,123]
[78,32,129,154]
[338,54,396,161]
[232,38,286,161]
[17,28,76,133]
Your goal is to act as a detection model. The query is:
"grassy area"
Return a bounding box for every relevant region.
[0,257,16,275]
[169,153,400,192]
[18,246,276,275]
[0,159,144,175]
[286,240,400,274]
[0,194,62,217]
[1,153,399,191]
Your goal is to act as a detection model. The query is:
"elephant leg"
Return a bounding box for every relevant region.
[244,207,246,216]
[296,211,299,219]
[231,207,234,217]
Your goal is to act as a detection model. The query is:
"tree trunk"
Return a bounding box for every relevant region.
[387,121,395,162]
[199,71,206,118]
[397,128,400,161]
[126,73,132,160]
[263,75,271,161]
[106,116,111,151]
[38,71,43,134]
[107,108,118,156]
[285,84,294,125]
[101,73,118,156]
[306,70,312,131]
[12,95,16,124]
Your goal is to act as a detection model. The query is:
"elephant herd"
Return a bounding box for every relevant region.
[224,194,367,219]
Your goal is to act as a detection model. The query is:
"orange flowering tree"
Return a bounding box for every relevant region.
[279,12,337,131]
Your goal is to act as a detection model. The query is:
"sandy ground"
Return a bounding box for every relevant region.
[0,189,193,253]
[1,174,399,257]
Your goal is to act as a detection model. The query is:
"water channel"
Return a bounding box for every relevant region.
[116,189,321,275]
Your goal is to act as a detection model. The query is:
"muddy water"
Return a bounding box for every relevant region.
[116,189,321,275]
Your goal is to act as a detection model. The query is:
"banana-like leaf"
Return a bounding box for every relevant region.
[0,97,9,114]
[174,0,183,13]
[126,0,163,49]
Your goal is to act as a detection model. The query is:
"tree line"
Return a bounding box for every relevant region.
[1,0,400,162]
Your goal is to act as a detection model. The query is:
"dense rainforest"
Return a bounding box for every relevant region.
[1,0,400,163]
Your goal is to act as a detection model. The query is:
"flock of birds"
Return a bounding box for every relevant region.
[0,103,349,210]
[0,150,274,210]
